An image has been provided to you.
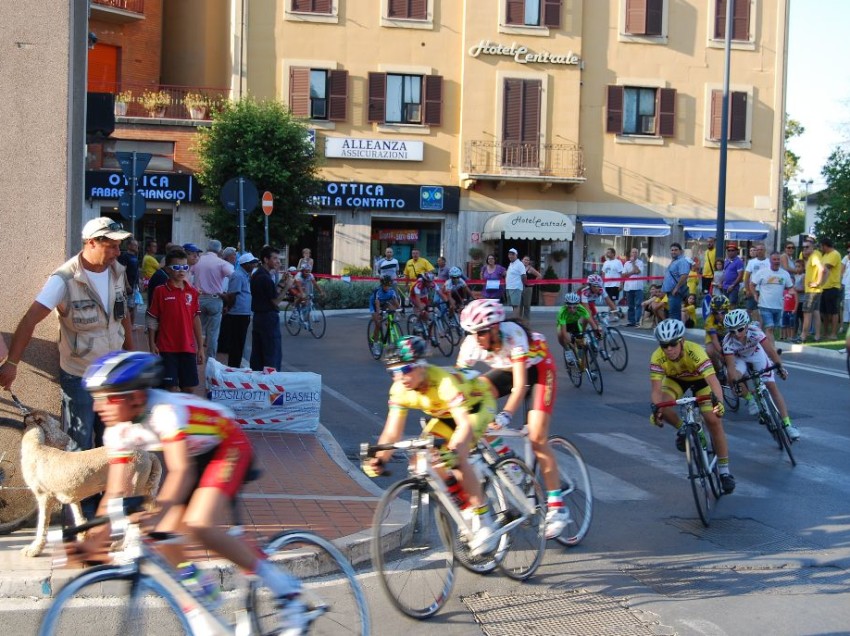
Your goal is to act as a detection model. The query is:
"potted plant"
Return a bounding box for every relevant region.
[183,92,208,120]
[539,265,561,306]
[139,89,171,117]
[468,246,484,262]
[550,248,568,262]
[114,90,133,117]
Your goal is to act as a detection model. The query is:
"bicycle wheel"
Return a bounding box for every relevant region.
[308,306,326,339]
[367,320,383,360]
[491,458,546,581]
[0,421,37,534]
[453,472,505,576]
[430,318,454,357]
[584,347,604,395]
[387,318,403,346]
[765,394,796,467]
[38,563,191,635]
[603,327,629,371]
[546,436,593,546]
[407,315,426,338]
[715,366,739,412]
[564,348,582,388]
[371,478,455,619]
[686,428,713,527]
[444,314,462,346]
[250,530,370,636]
[283,305,301,336]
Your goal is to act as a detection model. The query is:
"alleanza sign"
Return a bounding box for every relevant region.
[325,137,424,161]
[468,40,580,66]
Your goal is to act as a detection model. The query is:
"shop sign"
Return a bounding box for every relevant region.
[373,229,420,241]
[85,171,199,203]
[325,137,424,161]
[309,181,460,213]
[468,40,580,66]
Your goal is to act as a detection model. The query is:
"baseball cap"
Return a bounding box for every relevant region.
[726,243,738,250]
[288,266,297,273]
[182,243,202,253]
[237,252,259,265]
[82,217,131,241]
[508,248,518,254]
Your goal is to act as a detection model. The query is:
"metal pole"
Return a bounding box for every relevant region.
[715,0,735,251]
[238,177,246,253]
[130,151,137,238]
[264,211,269,246]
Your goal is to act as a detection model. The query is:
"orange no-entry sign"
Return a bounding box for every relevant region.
[261,191,273,216]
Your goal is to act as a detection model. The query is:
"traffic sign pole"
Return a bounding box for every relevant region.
[238,177,246,254]
[261,191,274,246]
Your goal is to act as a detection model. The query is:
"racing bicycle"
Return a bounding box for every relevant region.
[284,294,326,339]
[586,309,628,372]
[367,308,404,360]
[407,306,453,357]
[734,362,796,467]
[562,335,604,394]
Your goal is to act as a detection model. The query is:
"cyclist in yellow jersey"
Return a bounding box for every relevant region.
[649,319,736,494]
[363,336,499,556]
[703,295,730,371]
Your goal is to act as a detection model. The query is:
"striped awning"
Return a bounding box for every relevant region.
[682,220,770,241]
[580,215,671,237]
[481,210,575,241]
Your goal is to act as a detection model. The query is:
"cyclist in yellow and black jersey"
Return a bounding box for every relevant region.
[703,294,730,371]
[649,319,736,494]
[363,336,499,556]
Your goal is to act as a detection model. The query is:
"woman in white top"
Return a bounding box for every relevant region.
[296,248,314,273]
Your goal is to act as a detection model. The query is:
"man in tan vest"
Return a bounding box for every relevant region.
[0,217,133,452]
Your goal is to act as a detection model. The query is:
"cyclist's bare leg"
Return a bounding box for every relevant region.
[701,411,729,458]
[372,311,383,340]
[527,403,559,493]
[766,381,789,419]
[448,435,485,508]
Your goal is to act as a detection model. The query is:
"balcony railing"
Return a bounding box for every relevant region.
[104,83,232,122]
[463,140,586,184]
[92,0,145,13]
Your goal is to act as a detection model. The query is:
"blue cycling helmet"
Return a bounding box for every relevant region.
[449,266,463,278]
[563,292,581,305]
[385,336,427,367]
[83,351,162,393]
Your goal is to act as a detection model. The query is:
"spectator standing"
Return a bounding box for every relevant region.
[140,239,159,290]
[118,238,140,323]
[403,248,434,290]
[182,243,202,286]
[480,254,506,300]
[796,240,823,343]
[720,244,744,304]
[701,237,717,295]
[780,242,797,276]
[250,246,287,371]
[792,258,805,339]
[221,253,258,368]
[375,247,400,280]
[686,260,700,297]
[504,248,526,315]
[146,248,204,393]
[519,256,541,321]
[601,248,624,302]
[841,245,850,335]
[751,251,795,347]
[623,248,645,326]
[0,218,133,451]
[818,237,842,340]
[193,239,234,359]
[661,242,691,323]
[743,243,769,322]
[435,256,450,282]
[297,248,314,272]
[221,246,238,267]
[711,257,725,296]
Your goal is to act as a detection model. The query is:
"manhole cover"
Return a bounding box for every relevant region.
[462,590,666,635]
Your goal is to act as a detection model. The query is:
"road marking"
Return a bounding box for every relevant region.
[585,465,654,502]
[780,360,848,378]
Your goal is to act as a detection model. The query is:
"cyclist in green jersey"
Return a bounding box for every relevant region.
[556,292,601,352]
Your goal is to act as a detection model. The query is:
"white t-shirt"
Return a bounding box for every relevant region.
[841,255,850,297]
[751,267,793,310]
[505,259,526,290]
[376,257,400,279]
[744,257,769,282]
[601,258,624,288]
[622,258,645,292]
[35,269,110,311]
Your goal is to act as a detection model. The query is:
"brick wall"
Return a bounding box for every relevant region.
[90,0,163,89]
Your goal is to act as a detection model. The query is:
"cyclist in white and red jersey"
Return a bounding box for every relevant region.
[456,299,568,539]
[410,271,450,323]
[722,309,800,441]
[80,351,309,633]
[579,274,618,317]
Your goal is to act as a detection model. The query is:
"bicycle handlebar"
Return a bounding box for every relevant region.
[359,436,445,459]
[733,363,783,385]
[50,495,148,541]
[654,394,714,409]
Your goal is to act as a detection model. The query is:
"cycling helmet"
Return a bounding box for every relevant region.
[710,295,730,312]
[723,308,750,330]
[654,319,686,343]
[83,351,162,393]
[380,274,393,286]
[563,292,581,305]
[385,336,427,367]
[421,271,435,283]
[459,298,505,333]
[587,274,603,287]
[449,266,462,278]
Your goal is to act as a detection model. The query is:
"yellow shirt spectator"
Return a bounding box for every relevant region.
[702,245,716,281]
[821,248,841,289]
[141,253,160,281]
[403,251,434,287]
[805,249,824,293]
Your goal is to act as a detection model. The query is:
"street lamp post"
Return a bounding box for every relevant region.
[802,179,813,236]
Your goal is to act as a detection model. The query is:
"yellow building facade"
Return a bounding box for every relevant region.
[169,0,789,280]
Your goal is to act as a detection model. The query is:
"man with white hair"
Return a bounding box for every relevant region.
[192,239,234,359]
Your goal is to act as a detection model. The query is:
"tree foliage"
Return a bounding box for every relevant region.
[194,99,322,253]
[814,147,850,247]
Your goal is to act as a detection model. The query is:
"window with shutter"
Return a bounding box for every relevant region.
[607,85,675,137]
[714,0,751,41]
[292,0,333,14]
[388,0,427,19]
[289,67,310,118]
[624,0,663,36]
[327,70,348,122]
[710,89,747,142]
[504,0,559,27]
[502,78,541,168]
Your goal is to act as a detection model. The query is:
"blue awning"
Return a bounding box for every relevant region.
[682,220,769,241]
[580,215,671,237]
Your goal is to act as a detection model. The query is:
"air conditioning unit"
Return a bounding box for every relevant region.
[640,115,656,134]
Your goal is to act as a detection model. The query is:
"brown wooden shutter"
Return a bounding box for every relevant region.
[292,0,331,13]
[423,75,443,126]
[505,0,525,25]
[714,0,726,39]
[729,91,747,141]
[388,0,406,18]
[327,69,347,122]
[606,85,624,134]
[646,0,663,35]
[710,89,724,140]
[657,88,676,138]
[523,80,541,143]
[315,0,332,13]
[503,79,522,142]
[625,0,647,35]
[367,73,386,123]
[410,0,427,19]
[733,0,750,41]
[289,67,310,117]
[543,0,562,28]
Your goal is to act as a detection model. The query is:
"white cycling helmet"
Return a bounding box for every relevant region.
[563,292,581,305]
[654,318,686,343]
[587,274,603,287]
[723,308,750,330]
[460,298,505,333]
[449,266,463,278]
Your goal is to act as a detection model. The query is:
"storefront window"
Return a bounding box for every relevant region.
[582,235,650,276]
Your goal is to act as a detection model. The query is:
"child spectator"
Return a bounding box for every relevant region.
[683,293,698,328]
[793,259,805,339]
[640,284,668,326]
[686,260,700,297]
[146,248,204,393]
[781,286,797,342]
[711,258,725,296]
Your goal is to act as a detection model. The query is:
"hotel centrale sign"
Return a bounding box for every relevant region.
[325,137,424,161]
[468,40,580,66]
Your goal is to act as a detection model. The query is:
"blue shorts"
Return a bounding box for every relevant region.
[759,307,782,329]
[781,311,796,328]
[159,351,199,389]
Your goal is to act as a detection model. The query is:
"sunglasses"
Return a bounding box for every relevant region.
[92,390,136,404]
[729,326,747,334]
[168,264,190,271]
[387,363,417,377]
[659,339,682,349]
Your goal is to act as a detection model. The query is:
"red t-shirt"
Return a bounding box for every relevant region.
[783,289,796,312]
[147,281,200,353]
